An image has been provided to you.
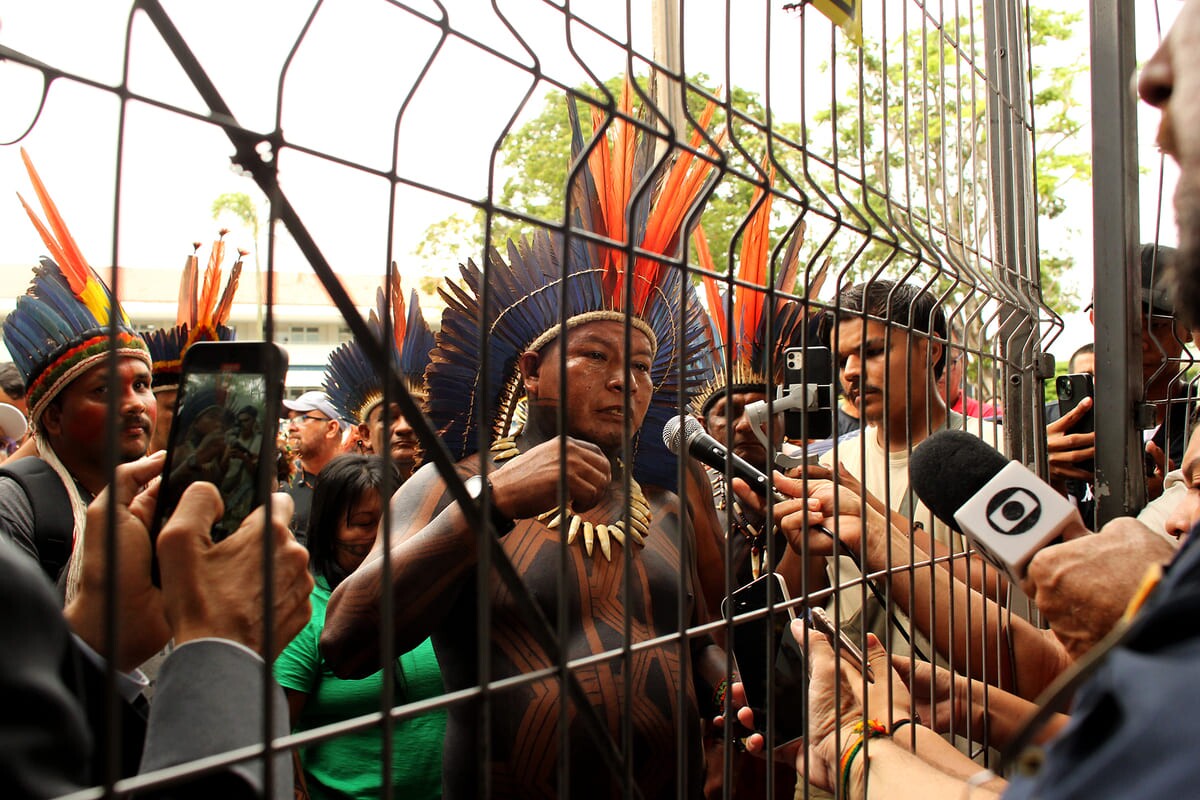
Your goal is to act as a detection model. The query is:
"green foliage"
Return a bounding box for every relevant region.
[211,192,260,237]
[808,7,1088,314]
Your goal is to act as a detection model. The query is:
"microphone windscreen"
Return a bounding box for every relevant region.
[663,416,683,454]
[909,429,1010,530]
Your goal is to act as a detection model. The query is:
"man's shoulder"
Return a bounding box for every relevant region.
[813,430,864,465]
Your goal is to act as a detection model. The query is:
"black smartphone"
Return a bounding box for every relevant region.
[784,345,834,441]
[722,573,807,745]
[151,342,288,568]
[1055,373,1094,472]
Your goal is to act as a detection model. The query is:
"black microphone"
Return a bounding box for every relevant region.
[909,429,1083,583]
[662,415,777,498]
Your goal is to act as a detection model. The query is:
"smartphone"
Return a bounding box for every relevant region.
[722,573,807,745]
[151,342,288,569]
[1055,373,1094,472]
[784,346,834,441]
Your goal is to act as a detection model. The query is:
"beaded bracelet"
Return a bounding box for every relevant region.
[713,679,730,710]
[840,719,888,798]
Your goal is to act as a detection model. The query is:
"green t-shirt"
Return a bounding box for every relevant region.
[275,576,446,799]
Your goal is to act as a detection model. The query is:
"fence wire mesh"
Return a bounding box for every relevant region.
[0,1,1166,799]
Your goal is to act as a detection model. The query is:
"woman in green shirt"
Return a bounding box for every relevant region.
[275,455,446,799]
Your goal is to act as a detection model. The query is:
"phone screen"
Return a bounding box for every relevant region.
[152,342,285,552]
[724,574,807,745]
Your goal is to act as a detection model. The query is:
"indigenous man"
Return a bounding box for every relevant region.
[323,271,434,482]
[0,151,155,598]
[321,88,727,799]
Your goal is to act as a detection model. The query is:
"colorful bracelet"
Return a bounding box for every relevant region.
[713,679,730,710]
[840,719,888,798]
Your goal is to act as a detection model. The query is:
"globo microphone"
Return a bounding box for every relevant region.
[663,416,777,498]
[909,429,1080,585]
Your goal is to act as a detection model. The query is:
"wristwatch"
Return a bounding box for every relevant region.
[464,474,515,536]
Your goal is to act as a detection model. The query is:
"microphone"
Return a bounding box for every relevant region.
[663,415,777,498]
[909,429,1082,584]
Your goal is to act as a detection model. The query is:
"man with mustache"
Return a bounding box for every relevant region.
[281,390,347,545]
[816,279,1005,657]
[0,154,156,598]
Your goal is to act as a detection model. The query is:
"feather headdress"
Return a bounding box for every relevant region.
[324,270,434,426]
[690,165,810,418]
[426,80,719,489]
[143,232,242,394]
[6,149,152,604]
[6,148,150,427]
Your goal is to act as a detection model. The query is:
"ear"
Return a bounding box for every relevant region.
[519,350,542,398]
[928,338,945,379]
[40,403,63,440]
[695,413,710,433]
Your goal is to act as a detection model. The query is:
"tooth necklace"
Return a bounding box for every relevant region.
[490,436,651,561]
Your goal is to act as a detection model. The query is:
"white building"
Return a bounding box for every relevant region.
[0,264,437,398]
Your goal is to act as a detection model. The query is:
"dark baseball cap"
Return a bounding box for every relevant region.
[1083,243,1176,316]
[1140,243,1176,316]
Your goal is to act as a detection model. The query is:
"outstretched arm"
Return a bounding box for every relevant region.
[322,435,615,679]
[741,476,1071,698]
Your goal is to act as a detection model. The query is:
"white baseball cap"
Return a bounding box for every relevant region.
[0,403,28,441]
[282,391,349,431]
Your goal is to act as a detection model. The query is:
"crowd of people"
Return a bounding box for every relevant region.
[4,6,1200,798]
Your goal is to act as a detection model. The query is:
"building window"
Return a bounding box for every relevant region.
[288,326,321,344]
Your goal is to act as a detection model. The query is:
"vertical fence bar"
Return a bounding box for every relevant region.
[1089,0,1145,525]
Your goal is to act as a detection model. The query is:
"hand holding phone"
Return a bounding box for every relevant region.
[723,573,808,745]
[151,342,287,583]
[1055,372,1095,473]
[784,346,834,441]
[806,606,874,682]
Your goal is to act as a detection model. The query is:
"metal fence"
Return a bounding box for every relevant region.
[0,0,1151,798]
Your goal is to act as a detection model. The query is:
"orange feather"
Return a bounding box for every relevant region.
[213,255,243,326]
[19,148,91,294]
[692,228,726,351]
[390,267,407,351]
[177,244,199,327]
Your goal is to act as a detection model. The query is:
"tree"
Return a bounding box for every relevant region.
[807,8,1089,315]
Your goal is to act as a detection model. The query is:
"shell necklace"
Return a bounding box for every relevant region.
[490,436,651,561]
